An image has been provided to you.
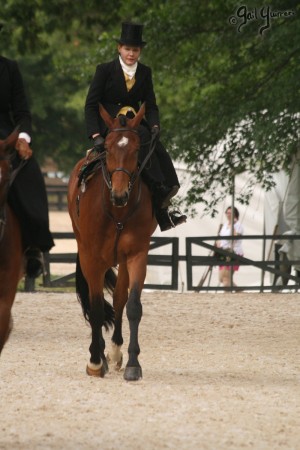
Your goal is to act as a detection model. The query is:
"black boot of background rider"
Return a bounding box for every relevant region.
[24,247,44,279]
[155,208,187,232]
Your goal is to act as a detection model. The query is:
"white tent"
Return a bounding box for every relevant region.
[266,152,300,273]
[146,165,266,291]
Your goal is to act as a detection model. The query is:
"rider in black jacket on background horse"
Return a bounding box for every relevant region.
[0,53,54,277]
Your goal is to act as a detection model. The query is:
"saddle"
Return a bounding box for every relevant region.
[77,148,105,187]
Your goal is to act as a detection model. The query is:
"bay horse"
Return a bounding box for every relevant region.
[68,103,157,381]
[0,131,23,355]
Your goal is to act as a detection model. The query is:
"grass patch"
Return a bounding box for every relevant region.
[18,275,76,293]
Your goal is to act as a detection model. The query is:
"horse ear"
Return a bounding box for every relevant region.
[130,103,146,129]
[3,129,19,151]
[99,104,114,129]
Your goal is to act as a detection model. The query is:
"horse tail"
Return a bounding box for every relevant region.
[75,253,115,330]
[75,253,90,322]
[104,268,117,294]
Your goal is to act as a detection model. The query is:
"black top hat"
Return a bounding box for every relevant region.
[116,22,146,47]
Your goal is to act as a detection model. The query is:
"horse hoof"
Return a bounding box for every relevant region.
[86,362,106,378]
[116,355,123,371]
[124,366,142,381]
[107,354,123,371]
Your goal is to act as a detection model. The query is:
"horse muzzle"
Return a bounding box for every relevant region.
[110,190,129,207]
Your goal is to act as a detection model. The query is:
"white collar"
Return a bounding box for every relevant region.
[119,56,137,79]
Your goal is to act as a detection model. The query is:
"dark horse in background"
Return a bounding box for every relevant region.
[0,131,23,355]
[68,104,157,381]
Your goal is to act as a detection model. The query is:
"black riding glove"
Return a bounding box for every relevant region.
[93,135,105,152]
[151,126,160,140]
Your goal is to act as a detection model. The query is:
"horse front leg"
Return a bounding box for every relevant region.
[107,263,129,370]
[77,257,110,378]
[86,291,108,378]
[0,285,16,355]
[124,258,147,381]
[0,304,13,355]
[124,285,143,381]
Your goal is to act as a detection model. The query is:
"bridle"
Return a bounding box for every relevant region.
[101,126,158,195]
[101,127,140,194]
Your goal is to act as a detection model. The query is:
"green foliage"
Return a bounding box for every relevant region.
[1,0,299,215]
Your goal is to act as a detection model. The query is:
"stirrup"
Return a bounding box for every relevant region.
[168,209,187,228]
[156,208,187,232]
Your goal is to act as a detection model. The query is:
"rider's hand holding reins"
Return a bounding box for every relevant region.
[93,135,105,153]
[151,125,160,140]
[15,138,33,160]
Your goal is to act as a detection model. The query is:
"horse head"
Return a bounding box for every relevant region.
[0,130,18,207]
[99,103,146,207]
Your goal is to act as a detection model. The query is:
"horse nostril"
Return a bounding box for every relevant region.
[111,191,129,207]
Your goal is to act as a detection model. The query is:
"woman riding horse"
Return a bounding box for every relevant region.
[85,21,187,231]
[0,53,54,277]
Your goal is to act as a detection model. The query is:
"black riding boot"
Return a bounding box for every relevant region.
[155,208,187,232]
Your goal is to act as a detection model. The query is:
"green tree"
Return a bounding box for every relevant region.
[139,0,300,215]
[1,0,299,216]
[0,0,121,167]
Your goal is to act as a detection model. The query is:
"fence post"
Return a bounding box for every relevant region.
[43,252,51,287]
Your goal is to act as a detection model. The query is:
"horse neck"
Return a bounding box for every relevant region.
[0,160,10,210]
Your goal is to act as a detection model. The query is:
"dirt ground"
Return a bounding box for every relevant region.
[0,291,299,450]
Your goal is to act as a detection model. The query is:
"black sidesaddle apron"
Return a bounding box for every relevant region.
[7,152,54,254]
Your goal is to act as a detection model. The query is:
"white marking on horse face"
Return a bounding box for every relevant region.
[118,136,129,147]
